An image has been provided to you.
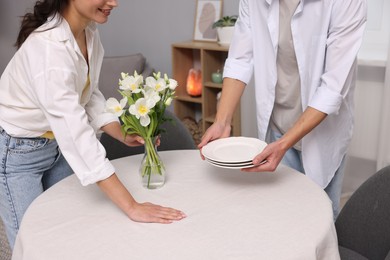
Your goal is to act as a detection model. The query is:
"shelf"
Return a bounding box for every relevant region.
[204,115,216,123]
[172,41,241,137]
[204,115,239,132]
[176,94,202,104]
[172,41,229,52]
[204,81,223,89]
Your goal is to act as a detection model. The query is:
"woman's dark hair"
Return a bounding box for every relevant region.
[15,0,68,49]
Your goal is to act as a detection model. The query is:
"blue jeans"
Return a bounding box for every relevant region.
[0,126,73,249]
[268,129,345,220]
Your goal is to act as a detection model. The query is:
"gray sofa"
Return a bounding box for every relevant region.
[98,53,153,100]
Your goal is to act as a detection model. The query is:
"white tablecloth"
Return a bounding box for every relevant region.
[12,150,340,260]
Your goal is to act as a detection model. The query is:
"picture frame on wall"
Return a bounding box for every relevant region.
[193,0,223,42]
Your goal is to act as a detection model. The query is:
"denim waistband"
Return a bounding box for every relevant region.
[0,126,54,141]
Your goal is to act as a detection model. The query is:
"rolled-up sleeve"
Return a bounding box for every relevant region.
[32,67,115,186]
[85,88,119,134]
[223,0,254,85]
[308,0,367,115]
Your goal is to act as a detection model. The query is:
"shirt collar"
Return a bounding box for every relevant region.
[42,14,97,43]
[265,0,304,14]
[265,0,305,6]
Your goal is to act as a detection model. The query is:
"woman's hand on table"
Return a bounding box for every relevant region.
[97,174,185,224]
[127,202,187,224]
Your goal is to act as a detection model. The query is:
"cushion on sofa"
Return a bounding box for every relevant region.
[99,53,146,100]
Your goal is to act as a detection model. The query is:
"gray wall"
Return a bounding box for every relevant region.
[100,0,240,75]
[0,0,240,75]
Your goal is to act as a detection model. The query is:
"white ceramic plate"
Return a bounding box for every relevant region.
[205,159,255,169]
[205,158,254,167]
[206,157,252,165]
[202,137,267,163]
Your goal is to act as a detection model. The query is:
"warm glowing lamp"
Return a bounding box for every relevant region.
[186,68,202,97]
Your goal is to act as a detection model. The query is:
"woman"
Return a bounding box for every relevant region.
[0,0,186,249]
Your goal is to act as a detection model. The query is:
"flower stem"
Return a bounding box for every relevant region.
[141,137,164,188]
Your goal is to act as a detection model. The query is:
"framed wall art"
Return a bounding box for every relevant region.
[193,0,223,42]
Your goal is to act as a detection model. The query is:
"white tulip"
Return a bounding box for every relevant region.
[145,76,167,92]
[168,79,178,90]
[129,98,152,127]
[119,72,143,93]
[105,97,127,117]
[143,89,161,108]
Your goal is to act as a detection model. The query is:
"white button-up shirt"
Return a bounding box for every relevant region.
[0,15,118,185]
[224,0,367,188]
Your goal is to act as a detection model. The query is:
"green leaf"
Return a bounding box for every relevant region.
[212,15,238,28]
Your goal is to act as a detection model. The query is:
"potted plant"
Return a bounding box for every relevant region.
[212,15,238,46]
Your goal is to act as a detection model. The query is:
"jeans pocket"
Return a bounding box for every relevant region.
[8,137,50,154]
[6,137,58,173]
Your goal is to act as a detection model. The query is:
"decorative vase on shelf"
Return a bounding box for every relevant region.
[139,136,165,189]
[212,15,238,47]
[211,69,223,84]
[216,27,235,46]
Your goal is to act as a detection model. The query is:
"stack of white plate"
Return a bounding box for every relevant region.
[202,137,267,169]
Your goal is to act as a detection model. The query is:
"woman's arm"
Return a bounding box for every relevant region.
[97,174,186,223]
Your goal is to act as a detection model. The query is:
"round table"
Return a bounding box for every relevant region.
[12,150,340,260]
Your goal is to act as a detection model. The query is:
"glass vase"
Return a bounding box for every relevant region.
[139,136,165,189]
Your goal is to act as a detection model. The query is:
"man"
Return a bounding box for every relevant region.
[199,0,367,219]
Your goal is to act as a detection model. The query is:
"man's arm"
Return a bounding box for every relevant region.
[198,77,246,149]
[244,107,327,172]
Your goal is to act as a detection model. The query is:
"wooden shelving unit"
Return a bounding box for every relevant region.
[171,41,241,137]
